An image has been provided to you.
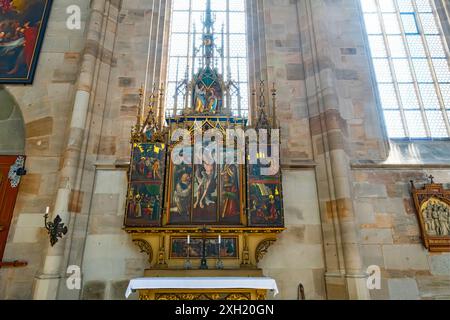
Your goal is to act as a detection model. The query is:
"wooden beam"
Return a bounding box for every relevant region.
[0,261,28,268]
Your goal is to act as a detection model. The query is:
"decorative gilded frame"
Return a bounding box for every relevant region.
[411,179,450,252]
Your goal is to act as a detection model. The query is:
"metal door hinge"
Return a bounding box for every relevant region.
[8,156,26,188]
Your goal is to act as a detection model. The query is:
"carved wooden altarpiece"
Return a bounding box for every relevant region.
[123,0,285,301]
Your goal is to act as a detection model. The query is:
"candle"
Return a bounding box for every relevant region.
[187,235,190,245]
[218,235,221,244]
[45,206,50,214]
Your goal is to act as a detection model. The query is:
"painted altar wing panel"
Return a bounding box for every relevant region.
[0,0,53,84]
[125,143,166,227]
[247,145,284,228]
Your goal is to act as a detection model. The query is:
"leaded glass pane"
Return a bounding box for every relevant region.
[361,0,377,13]
[397,0,414,13]
[392,59,413,82]
[419,13,439,34]
[378,83,400,108]
[432,59,450,83]
[398,83,420,108]
[419,84,440,109]
[426,110,449,137]
[369,35,388,57]
[379,0,396,12]
[383,13,401,34]
[167,0,249,117]
[401,14,418,34]
[406,35,426,57]
[360,0,450,138]
[404,110,427,137]
[384,110,406,137]
[373,59,394,82]
[415,0,432,13]
[425,35,446,58]
[388,35,407,57]
[412,59,433,82]
[364,14,382,34]
[440,84,450,108]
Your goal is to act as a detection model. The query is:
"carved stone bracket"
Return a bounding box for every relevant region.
[255,239,276,263]
[133,239,153,265]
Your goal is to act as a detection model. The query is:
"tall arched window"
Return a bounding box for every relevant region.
[166,0,249,117]
[361,0,450,139]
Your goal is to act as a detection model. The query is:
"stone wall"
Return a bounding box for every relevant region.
[0,0,90,299]
[260,170,326,300]
[81,168,146,300]
[353,167,450,299]
[67,0,170,300]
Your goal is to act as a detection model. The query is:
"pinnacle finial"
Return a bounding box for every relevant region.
[428,175,435,184]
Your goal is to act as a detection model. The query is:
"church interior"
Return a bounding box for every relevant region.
[0,0,449,300]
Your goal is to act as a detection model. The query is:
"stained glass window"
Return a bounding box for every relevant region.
[361,0,450,138]
[166,0,249,118]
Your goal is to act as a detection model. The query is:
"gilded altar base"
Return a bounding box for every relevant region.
[138,288,267,301]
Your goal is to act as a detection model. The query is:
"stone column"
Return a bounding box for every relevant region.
[299,0,371,299]
[33,0,108,300]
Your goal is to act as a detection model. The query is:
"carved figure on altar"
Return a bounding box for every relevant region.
[207,88,218,113]
[195,83,207,113]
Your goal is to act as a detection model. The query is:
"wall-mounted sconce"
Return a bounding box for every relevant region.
[43,207,68,247]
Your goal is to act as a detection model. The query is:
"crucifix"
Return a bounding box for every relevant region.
[200,225,209,270]
[428,175,435,184]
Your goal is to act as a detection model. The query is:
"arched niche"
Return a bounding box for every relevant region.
[0,86,25,155]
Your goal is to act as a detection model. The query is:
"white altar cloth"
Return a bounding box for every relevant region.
[125,277,279,298]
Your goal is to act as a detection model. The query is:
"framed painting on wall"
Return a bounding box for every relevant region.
[0,0,53,84]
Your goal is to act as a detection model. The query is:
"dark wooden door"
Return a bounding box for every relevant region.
[0,156,25,261]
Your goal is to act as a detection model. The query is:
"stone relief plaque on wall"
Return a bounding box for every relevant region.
[411,177,450,252]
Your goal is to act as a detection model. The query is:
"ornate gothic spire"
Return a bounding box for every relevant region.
[202,0,214,67]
